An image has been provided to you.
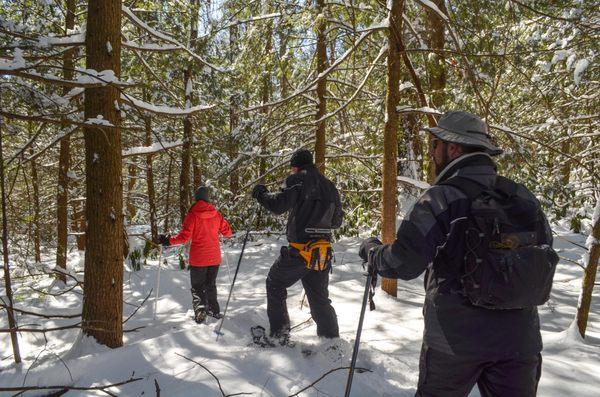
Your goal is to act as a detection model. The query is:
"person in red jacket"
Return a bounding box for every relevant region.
[159,186,232,323]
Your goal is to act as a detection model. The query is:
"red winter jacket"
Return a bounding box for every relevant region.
[169,200,232,266]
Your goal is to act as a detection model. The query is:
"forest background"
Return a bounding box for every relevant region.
[0,0,598,360]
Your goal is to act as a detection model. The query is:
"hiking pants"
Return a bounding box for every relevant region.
[416,344,542,397]
[190,265,220,316]
[266,246,339,338]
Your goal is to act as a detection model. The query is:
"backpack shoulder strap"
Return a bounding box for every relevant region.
[438,176,486,201]
[494,175,519,197]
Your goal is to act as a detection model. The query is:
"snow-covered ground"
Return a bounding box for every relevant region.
[1,225,599,396]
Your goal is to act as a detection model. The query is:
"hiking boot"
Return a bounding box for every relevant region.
[271,330,295,348]
[194,310,207,324]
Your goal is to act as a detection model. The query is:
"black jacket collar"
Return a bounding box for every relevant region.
[434,153,496,185]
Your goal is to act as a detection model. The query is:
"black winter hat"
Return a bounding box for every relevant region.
[194,186,211,202]
[290,149,313,168]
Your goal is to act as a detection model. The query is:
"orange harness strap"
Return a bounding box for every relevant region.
[289,240,333,271]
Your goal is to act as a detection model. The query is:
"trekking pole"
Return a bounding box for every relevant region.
[344,263,373,397]
[153,245,163,320]
[222,243,232,284]
[215,208,259,340]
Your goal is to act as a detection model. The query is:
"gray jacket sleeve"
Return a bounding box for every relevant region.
[371,185,469,280]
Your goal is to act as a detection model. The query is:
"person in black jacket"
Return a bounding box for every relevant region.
[252,149,344,342]
[359,111,553,397]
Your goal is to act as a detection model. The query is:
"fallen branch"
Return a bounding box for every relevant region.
[0,374,142,396]
[286,366,372,397]
[174,352,252,397]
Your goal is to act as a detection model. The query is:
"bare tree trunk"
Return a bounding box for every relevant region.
[380,0,405,297]
[278,23,289,146]
[126,162,137,222]
[180,68,193,222]
[180,0,200,221]
[73,199,86,250]
[193,157,201,189]
[423,0,447,183]
[28,124,41,263]
[577,197,600,337]
[165,157,174,232]
[0,119,21,363]
[81,0,123,348]
[228,24,240,197]
[144,114,158,242]
[56,0,76,282]
[314,0,327,173]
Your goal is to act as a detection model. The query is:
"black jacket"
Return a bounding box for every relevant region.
[370,153,553,358]
[255,165,343,243]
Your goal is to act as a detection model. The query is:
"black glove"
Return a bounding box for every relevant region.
[359,237,382,264]
[158,234,170,247]
[252,184,267,199]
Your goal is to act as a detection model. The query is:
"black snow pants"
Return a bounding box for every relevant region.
[416,344,542,397]
[266,246,339,338]
[190,265,220,316]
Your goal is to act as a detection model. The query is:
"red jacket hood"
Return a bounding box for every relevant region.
[191,200,218,219]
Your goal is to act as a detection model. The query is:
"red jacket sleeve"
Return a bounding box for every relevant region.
[219,213,232,238]
[169,210,195,245]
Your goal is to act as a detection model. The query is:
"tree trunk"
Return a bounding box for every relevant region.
[126,162,137,222]
[180,67,193,223]
[180,0,199,221]
[144,114,158,242]
[29,124,41,263]
[81,0,123,348]
[73,199,86,250]
[576,197,600,337]
[424,0,447,183]
[0,119,22,364]
[380,0,405,297]
[228,24,240,197]
[314,0,327,173]
[165,157,174,231]
[56,0,76,282]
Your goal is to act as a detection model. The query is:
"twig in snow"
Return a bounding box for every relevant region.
[0,375,143,396]
[286,366,372,397]
[174,352,252,397]
[123,288,153,324]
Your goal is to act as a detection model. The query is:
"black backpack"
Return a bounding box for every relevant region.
[440,175,559,310]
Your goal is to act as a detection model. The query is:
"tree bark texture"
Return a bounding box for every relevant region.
[0,121,22,363]
[126,162,137,222]
[56,0,76,282]
[179,0,200,221]
[314,0,327,173]
[180,68,193,223]
[577,198,600,337]
[380,0,405,297]
[28,130,41,263]
[144,115,158,242]
[81,0,124,348]
[228,24,240,197]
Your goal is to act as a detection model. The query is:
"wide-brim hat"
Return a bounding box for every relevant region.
[424,111,503,156]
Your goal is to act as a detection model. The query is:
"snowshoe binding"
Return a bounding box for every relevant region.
[251,325,275,348]
[194,310,207,324]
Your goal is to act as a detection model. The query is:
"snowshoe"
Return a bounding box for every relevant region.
[272,331,295,348]
[207,311,223,320]
[194,310,207,324]
[251,325,275,348]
